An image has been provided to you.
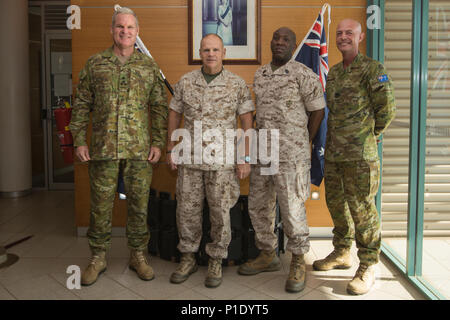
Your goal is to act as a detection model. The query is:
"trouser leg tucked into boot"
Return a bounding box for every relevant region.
[81,251,107,286]
[129,250,154,281]
[170,253,198,284]
[285,254,306,293]
[238,250,281,275]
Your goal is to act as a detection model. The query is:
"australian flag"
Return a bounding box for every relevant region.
[293,4,330,186]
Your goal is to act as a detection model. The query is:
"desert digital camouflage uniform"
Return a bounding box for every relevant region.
[69,47,168,253]
[170,68,254,258]
[170,69,254,171]
[325,52,396,266]
[249,60,326,255]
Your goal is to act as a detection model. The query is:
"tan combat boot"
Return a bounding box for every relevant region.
[204,258,222,288]
[238,250,281,275]
[312,248,352,271]
[170,253,198,284]
[347,264,375,295]
[285,254,306,293]
[81,251,107,286]
[129,250,155,281]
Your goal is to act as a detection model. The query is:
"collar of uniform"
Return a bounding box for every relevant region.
[101,46,142,65]
[194,68,227,87]
[262,60,293,76]
[339,52,363,73]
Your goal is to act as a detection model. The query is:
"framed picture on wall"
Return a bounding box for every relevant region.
[188,0,261,65]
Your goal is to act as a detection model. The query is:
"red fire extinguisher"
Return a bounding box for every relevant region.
[54,101,74,164]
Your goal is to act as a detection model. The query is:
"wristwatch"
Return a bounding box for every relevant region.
[244,156,251,163]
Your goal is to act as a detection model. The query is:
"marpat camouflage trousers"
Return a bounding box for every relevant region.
[248,161,311,255]
[324,160,381,266]
[175,166,240,259]
[88,160,152,253]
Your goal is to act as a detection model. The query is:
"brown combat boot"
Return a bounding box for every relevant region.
[312,248,352,271]
[129,250,155,281]
[347,264,375,295]
[170,253,198,284]
[285,254,306,293]
[81,251,107,286]
[204,258,222,288]
[238,250,281,275]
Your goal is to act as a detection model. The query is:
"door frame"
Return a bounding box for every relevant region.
[44,30,73,190]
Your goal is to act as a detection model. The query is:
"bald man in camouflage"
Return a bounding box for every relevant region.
[238,27,325,293]
[167,34,254,288]
[69,7,168,286]
[313,19,396,295]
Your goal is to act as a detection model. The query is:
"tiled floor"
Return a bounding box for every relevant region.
[0,190,427,300]
[383,237,450,299]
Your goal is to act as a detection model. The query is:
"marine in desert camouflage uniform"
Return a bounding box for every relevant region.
[238,27,326,294]
[166,34,254,288]
[312,19,396,296]
[69,7,168,286]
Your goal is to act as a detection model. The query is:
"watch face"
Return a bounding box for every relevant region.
[244,156,251,163]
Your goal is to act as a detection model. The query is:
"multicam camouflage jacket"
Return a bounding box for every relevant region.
[69,47,168,160]
[325,53,396,162]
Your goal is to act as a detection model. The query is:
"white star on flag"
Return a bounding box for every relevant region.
[319,147,325,157]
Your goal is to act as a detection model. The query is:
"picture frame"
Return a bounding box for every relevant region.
[188,0,261,65]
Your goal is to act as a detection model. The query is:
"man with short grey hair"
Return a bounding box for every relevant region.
[112,6,139,27]
[70,7,168,286]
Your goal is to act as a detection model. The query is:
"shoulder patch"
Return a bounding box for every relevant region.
[378,74,389,83]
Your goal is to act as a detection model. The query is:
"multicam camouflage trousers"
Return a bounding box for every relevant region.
[248,161,311,255]
[324,160,381,266]
[88,160,152,254]
[176,166,240,259]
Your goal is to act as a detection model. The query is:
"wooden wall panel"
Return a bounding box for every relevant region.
[72,0,187,6]
[72,0,367,228]
[263,0,365,5]
[261,7,367,69]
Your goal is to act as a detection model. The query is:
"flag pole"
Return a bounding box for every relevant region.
[322,3,331,55]
[114,4,174,96]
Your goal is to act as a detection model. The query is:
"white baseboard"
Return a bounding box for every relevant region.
[309,227,333,238]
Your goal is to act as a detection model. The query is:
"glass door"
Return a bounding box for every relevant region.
[44,31,73,189]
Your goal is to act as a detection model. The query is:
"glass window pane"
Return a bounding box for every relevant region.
[381,0,413,265]
[422,0,450,299]
[49,38,73,184]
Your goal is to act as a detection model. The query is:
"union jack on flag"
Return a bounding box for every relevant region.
[292,3,331,186]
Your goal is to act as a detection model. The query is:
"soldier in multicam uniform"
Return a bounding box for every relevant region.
[69,7,168,286]
[166,34,254,288]
[312,19,396,295]
[237,27,325,293]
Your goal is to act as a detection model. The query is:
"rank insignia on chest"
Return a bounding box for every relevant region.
[378,74,388,82]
